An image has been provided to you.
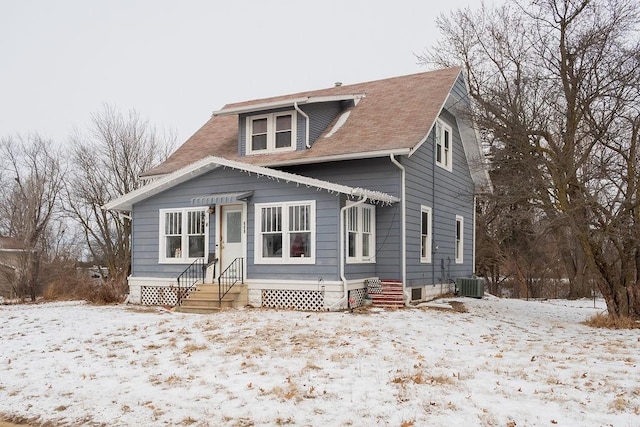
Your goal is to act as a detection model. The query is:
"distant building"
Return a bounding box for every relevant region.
[0,237,27,300]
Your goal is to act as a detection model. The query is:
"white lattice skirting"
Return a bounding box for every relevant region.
[141,286,180,306]
[348,288,367,308]
[261,289,325,311]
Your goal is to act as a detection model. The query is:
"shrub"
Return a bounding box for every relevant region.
[584,313,640,329]
[43,276,125,304]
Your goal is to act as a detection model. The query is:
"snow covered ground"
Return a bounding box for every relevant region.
[1,296,638,426]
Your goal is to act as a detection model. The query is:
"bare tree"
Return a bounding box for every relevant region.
[66,105,174,296]
[0,135,65,301]
[422,0,640,317]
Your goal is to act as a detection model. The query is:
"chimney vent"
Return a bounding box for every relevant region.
[334,82,342,87]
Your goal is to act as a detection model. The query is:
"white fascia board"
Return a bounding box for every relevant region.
[103,157,222,212]
[408,69,492,193]
[210,156,400,204]
[212,94,365,117]
[104,154,400,212]
[258,148,412,168]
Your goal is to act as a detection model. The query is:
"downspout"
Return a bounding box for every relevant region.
[329,194,367,310]
[293,102,311,149]
[473,195,477,277]
[389,154,407,305]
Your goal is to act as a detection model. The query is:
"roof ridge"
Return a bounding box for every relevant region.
[221,66,463,110]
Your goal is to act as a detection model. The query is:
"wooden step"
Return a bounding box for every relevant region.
[369,281,405,309]
[173,283,248,313]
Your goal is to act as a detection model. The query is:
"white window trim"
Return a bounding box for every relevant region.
[158,207,209,264]
[435,119,453,172]
[420,205,432,263]
[246,111,297,155]
[346,203,376,264]
[254,200,315,265]
[455,215,464,264]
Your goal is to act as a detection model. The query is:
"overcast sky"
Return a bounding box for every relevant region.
[1,1,485,145]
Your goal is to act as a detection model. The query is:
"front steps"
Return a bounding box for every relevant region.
[174,283,247,314]
[369,280,405,309]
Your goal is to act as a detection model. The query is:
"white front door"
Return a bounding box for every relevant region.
[219,204,244,278]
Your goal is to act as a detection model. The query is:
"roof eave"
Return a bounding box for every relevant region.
[212,94,365,117]
[104,155,401,212]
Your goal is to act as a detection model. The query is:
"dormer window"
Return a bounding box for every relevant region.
[246,111,296,155]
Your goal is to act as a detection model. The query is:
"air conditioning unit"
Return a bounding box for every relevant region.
[455,277,485,298]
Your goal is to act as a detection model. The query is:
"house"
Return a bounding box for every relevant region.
[105,67,492,311]
[0,237,26,300]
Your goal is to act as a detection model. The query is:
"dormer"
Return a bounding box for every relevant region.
[245,110,296,155]
[212,95,364,157]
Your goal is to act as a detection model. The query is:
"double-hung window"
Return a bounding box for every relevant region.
[159,208,207,263]
[435,119,453,171]
[247,111,296,155]
[420,206,432,263]
[346,204,375,263]
[255,201,315,264]
[455,215,464,264]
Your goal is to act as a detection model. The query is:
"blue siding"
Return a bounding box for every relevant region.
[285,159,403,281]
[299,102,343,146]
[132,167,341,281]
[133,74,479,289]
[402,78,476,287]
[237,101,344,156]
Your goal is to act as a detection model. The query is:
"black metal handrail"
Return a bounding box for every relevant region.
[176,258,206,306]
[218,257,244,305]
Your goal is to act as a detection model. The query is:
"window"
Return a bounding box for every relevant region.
[246,111,296,154]
[159,208,208,263]
[420,206,432,263]
[435,119,453,171]
[455,215,464,264]
[255,201,315,264]
[346,204,375,263]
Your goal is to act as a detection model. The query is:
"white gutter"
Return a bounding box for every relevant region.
[329,195,368,311]
[389,154,407,305]
[293,102,311,149]
[212,94,365,117]
[140,148,412,181]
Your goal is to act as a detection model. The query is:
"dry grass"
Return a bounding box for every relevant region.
[449,301,468,313]
[584,313,640,329]
[44,277,125,304]
[392,367,456,386]
[183,343,208,354]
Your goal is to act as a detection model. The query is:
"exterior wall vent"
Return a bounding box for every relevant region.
[455,277,485,298]
[411,287,422,301]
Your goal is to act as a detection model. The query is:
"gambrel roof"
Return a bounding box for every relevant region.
[143,67,477,177]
